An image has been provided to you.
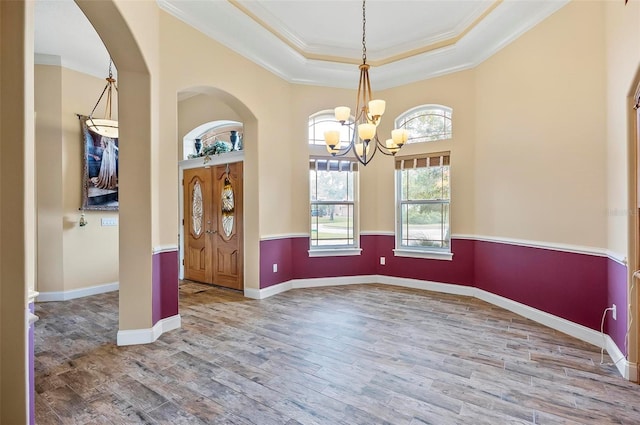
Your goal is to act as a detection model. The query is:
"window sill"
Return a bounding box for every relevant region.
[308,248,362,258]
[393,249,453,261]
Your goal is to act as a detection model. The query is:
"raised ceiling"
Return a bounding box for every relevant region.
[35,0,569,89]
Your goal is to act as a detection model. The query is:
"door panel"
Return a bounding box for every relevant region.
[213,163,243,290]
[183,168,213,283]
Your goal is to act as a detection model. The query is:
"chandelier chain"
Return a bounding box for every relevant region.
[361,0,367,64]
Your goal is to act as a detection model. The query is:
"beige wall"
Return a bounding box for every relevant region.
[159,10,293,288]
[35,64,64,293]
[35,65,119,293]
[61,67,119,290]
[178,94,242,158]
[474,1,607,248]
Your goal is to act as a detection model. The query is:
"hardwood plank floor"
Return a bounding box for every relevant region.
[34,282,640,424]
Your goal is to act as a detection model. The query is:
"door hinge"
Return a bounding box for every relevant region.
[181,179,184,185]
[182,219,184,225]
[182,259,184,265]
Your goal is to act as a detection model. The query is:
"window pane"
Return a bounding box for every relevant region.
[310,203,354,246]
[400,203,450,249]
[402,167,449,201]
[314,170,353,201]
[310,170,318,200]
[396,106,452,143]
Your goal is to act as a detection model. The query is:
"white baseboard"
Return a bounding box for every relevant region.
[378,275,475,297]
[604,335,630,379]
[473,289,603,348]
[250,274,630,379]
[244,281,292,300]
[292,275,378,289]
[117,314,181,346]
[36,282,119,302]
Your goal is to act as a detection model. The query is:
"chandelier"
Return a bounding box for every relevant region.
[86,60,118,138]
[323,0,408,165]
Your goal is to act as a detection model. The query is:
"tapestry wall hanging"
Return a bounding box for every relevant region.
[80,115,119,211]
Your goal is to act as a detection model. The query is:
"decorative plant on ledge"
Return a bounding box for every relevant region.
[188,140,231,162]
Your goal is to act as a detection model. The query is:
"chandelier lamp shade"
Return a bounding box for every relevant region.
[86,60,118,138]
[323,0,408,165]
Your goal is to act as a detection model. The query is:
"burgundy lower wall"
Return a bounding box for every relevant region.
[29,302,35,425]
[152,250,179,325]
[607,259,628,354]
[474,240,608,331]
[376,236,474,286]
[258,235,623,351]
[291,235,378,279]
[260,238,294,288]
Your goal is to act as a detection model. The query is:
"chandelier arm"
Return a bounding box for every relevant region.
[375,136,399,156]
[89,83,111,118]
[105,86,113,121]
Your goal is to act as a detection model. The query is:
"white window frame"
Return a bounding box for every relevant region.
[395,104,452,144]
[394,155,452,261]
[308,111,360,257]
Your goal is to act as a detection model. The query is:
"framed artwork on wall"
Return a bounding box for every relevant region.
[79,115,119,211]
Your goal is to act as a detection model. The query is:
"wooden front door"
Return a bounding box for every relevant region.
[183,163,243,290]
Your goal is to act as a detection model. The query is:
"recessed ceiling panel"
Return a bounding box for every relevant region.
[238,0,495,61]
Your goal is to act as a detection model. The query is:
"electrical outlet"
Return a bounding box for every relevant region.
[273,263,278,273]
[612,304,617,321]
[380,256,386,265]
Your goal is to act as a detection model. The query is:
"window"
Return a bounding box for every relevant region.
[308,111,353,149]
[308,111,359,255]
[395,153,451,259]
[310,159,357,248]
[395,105,452,143]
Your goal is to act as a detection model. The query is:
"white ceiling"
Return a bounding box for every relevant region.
[35,0,569,89]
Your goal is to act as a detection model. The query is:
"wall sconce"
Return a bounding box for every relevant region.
[79,209,88,227]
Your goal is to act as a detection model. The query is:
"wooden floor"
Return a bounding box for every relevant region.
[34,281,640,424]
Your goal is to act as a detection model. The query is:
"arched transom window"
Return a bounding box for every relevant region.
[395,105,452,144]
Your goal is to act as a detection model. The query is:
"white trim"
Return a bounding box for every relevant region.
[152,245,178,255]
[116,314,182,346]
[34,53,61,66]
[393,249,453,261]
[179,151,244,170]
[308,248,362,257]
[244,282,292,300]
[453,234,608,258]
[28,290,39,303]
[260,233,309,241]
[360,231,395,236]
[474,289,603,347]
[605,250,628,266]
[604,335,632,380]
[377,275,474,296]
[36,282,119,302]
[256,232,624,264]
[292,275,377,289]
[249,274,629,379]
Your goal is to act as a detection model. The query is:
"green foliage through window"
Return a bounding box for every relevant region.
[395,105,452,143]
